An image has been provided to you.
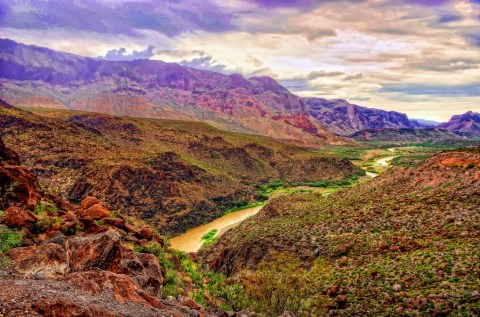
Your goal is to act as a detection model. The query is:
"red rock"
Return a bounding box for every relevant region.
[7,243,69,278]
[66,270,166,309]
[1,206,37,229]
[33,298,115,317]
[139,227,154,240]
[81,196,101,209]
[152,233,165,247]
[114,246,165,296]
[69,230,120,272]
[102,217,125,228]
[79,204,110,220]
[60,213,80,234]
[124,223,141,236]
[178,295,202,310]
[0,166,40,210]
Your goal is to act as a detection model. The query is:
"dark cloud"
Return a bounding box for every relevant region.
[103,46,156,61]
[436,14,463,23]
[464,33,480,47]
[349,96,371,101]
[249,0,366,9]
[308,71,345,79]
[409,58,479,72]
[380,83,480,96]
[0,0,234,37]
[344,73,363,80]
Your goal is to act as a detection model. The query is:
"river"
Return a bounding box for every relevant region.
[171,149,400,252]
[170,205,263,253]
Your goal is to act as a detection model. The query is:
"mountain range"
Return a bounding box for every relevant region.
[0,39,479,148]
[0,38,479,145]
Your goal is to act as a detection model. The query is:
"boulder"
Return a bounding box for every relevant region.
[7,243,69,278]
[69,230,120,272]
[102,217,125,228]
[114,246,165,297]
[178,295,202,310]
[140,227,154,240]
[0,206,37,229]
[81,196,101,210]
[66,270,166,309]
[79,204,110,221]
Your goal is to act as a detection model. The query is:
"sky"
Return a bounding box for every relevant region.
[0,0,479,121]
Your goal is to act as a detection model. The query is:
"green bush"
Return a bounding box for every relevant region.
[0,224,23,253]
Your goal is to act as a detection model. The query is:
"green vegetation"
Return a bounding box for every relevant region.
[0,224,23,254]
[200,147,480,316]
[200,229,219,248]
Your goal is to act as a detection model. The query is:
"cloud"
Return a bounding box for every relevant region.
[380,83,480,97]
[0,0,235,37]
[349,96,371,101]
[409,58,479,72]
[103,45,156,61]
[344,73,363,81]
[180,54,228,73]
[308,70,345,79]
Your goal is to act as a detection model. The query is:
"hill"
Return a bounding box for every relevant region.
[200,147,480,316]
[304,98,417,135]
[438,111,480,138]
[0,101,359,235]
[349,127,477,145]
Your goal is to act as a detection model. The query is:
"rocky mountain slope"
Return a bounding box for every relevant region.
[200,147,480,316]
[0,38,349,149]
[304,98,417,135]
[0,135,263,316]
[349,127,476,145]
[438,111,480,138]
[0,101,359,235]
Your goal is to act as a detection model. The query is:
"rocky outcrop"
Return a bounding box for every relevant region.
[7,243,69,278]
[0,138,39,210]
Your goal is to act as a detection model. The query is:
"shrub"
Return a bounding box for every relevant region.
[0,224,23,253]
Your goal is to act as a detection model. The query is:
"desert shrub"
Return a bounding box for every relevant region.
[0,224,23,253]
[240,252,331,316]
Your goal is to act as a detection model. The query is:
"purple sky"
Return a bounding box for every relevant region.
[0,0,479,120]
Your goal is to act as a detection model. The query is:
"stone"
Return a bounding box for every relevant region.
[1,206,37,229]
[66,271,166,309]
[139,227,154,240]
[392,284,402,292]
[80,196,100,210]
[7,243,69,278]
[102,217,125,228]
[178,295,202,310]
[69,230,120,272]
[79,204,110,221]
[114,246,165,296]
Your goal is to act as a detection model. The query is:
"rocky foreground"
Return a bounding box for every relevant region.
[0,136,257,317]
